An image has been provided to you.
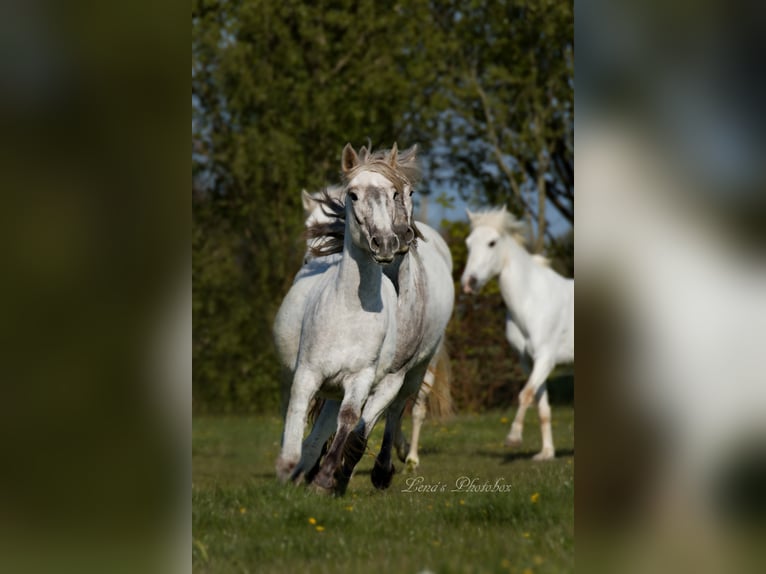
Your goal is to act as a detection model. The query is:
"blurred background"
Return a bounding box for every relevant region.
[192,0,575,416]
[577,0,766,571]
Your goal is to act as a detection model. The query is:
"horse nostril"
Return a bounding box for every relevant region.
[370,236,380,252]
[468,275,477,288]
[405,227,414,244]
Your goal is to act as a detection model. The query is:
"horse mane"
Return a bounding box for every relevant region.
[469,208,529,246]
[342,145,422,194]
[304,188,346,258]
[305,145,424,258]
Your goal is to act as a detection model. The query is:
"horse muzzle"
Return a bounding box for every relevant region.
[369,233,399,264]
[462,274,478,294]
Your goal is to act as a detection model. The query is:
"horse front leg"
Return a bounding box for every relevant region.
[334,372,407,492]
[276,367,321,482]
[506,355,554,451]
[533,383,555,461]
[311,370,374,494]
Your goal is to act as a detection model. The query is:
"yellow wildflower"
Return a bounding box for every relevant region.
[308,517,317,525]
[315,525,325,532]
[530,492,540,503]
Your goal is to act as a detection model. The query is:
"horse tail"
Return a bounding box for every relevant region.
[425,342,454,420]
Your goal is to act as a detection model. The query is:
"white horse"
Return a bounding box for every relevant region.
[306,202,454,492]
[300,184,453,471]
[274,144,453,492]
[460,206,574,460]
[275,144,403,490]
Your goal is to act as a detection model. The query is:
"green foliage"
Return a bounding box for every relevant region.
[193,409,574,572]
[192,0,444,412]
[427,0,574,246]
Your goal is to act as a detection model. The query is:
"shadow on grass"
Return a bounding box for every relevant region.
[476,448,575,464]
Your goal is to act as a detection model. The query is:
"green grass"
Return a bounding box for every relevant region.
[193,407,574,573]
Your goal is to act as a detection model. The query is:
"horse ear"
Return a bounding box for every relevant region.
[466,208,476,223]
[388,142,399,167]
[301,189,316,213]
[342,143,359,173]
[358,145,369,163]
[500,204,508,214]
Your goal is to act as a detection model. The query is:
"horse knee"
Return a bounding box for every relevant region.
[339,405,359,427]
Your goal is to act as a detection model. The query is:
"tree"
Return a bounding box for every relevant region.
[427,0,574,252]
[192,0,443,412]
[191,0,574,413]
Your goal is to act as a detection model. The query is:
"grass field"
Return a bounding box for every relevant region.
[192,407,574,573]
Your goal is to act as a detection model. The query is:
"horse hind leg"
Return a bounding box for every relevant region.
[296,400,339,484]
[405,381,430,471]
[372,401,407,489]
[394,419,409,464]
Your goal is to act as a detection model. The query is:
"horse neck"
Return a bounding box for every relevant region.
[386,249,427,370]
[336,228,383,306]
[498,236,533,313]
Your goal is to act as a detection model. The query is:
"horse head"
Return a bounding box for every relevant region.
[461,206,527,294]
[341,143,403,264]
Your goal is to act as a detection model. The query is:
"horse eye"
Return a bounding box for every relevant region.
[348,191,358,202]
[488,240,496,248]
[409,189,414,197]
[393,191,399,200]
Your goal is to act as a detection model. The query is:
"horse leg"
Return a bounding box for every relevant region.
[367,366,426,488]
[405,371,432,471]
[533,383,555,460]
[506,355,554,449]
[295,400,339,483]
[276,367,320,482]
[371,400,408,489]
[311,373,372,494]
[393,417,409,464]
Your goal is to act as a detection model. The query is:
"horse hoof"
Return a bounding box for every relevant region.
[405,458,419,473]
[309,481,334,496]
[532,449,555,461]
[371,462,395,490]
[310,472,335,494]
[395,442,410,463]
[332,469,352,496]
[505,435,522,448]
[275,458,297,483]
